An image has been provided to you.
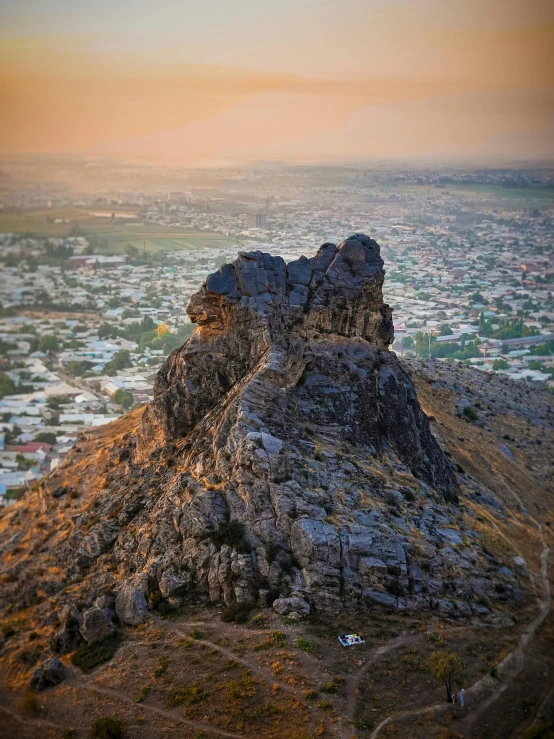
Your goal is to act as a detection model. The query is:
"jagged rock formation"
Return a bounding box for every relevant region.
[138,234,454,488]
[3,234,539,638]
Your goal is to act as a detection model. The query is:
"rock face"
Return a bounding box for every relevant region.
[115,574,150,626]
[137,234,453,487]
[138,234,395,452]
[79,606,115,644]
[124,234,459,613]
[8,233,531,630]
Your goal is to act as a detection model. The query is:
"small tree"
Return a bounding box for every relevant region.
[112,389,134,409]
[428,650,463,702]
[156,322,169,337]
[66,361,85,377]
[38,335,59,353]
[0,373,16,398]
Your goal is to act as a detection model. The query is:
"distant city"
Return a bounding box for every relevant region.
[0,160,553,505]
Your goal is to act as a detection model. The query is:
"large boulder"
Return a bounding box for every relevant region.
[50,624,82,654]
[115,574,150,626]
[79,606,116,644]
[159,570,191,599]
[30,658,64,691]
[272,594,311,621]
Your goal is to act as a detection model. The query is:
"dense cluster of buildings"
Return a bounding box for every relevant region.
[0,165,552,503]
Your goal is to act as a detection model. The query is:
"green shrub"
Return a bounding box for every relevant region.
[136,685,150,703]
[304,690,318,701]
[297,638,317,654]
[319,680,340,694]
[71,634,121,673]
[221,602,250,624]
[351,718,374,730]
[463,405,478,422]
[63,730,77,739]
[90,716,124,739]
[190,629,204,641]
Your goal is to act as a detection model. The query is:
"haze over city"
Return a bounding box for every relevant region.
[1,0,553,165]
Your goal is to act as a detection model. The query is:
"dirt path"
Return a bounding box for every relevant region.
[344,632,419,722]
[154,616,349,739]
[155,616,305,699]
[0,703,66,733]
[65,667,251,739]
[369,525,551,738]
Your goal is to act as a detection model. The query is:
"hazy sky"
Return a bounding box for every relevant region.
[1,0,553,165]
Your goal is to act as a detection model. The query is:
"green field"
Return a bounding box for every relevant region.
[0,208,237,254]
[382,183,554,209]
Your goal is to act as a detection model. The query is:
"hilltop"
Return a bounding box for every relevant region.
[0,234,552,739]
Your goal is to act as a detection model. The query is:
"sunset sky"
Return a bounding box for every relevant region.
[1,0,553,165]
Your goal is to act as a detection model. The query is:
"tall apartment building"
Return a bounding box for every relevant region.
[245,212,267,229]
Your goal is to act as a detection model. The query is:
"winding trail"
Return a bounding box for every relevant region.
[66,667,251,739]
[344,632,419,723]
[368,525,551,738]
[153,616,349,739]
[154,616,305,699]
[0,704,66,733]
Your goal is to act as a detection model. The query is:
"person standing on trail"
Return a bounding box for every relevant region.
[460,688,465,708]
[452,692,458,705]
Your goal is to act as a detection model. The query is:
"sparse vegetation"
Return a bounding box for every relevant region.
[165,682,209,707]
[153,656,171,677]
[253,631,287,650]
[297,637,317,654]
[136,685,150,703]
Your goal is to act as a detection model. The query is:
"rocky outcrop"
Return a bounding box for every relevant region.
[121,235,462,615]
[115,574,150,626]
[138,234,394,453]
[6,233,530,633]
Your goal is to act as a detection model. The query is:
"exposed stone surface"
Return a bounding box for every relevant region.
[272,594,311,621]
[115,575,150,626]
[30,658,64,691]
[79,606,116,644]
